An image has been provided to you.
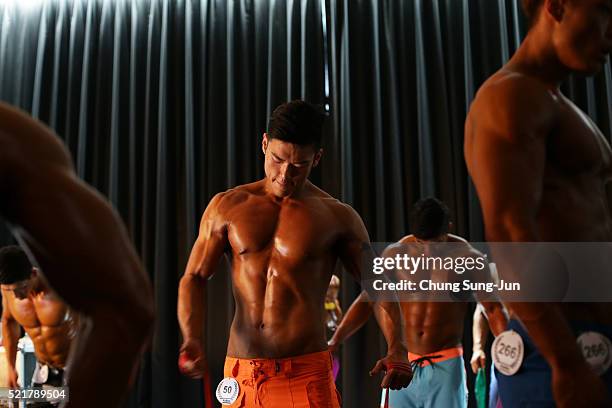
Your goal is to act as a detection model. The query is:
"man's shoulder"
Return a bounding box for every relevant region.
[304,182,335,200]
[319,195,361,222]
[447,233,468,244]
[309,192,368,236]
[470,69,559,131]
[210,182,263,211]
[392,234,479,257]
[0,103,71,166]
[382,239,412,257]
[0,103,74,209]
[397,235,416,244]
[304,183,348,210]
[396,234,468,244]
[446,235,485,258]
[475,70,554,104]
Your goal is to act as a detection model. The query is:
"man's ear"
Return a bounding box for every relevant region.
[262,133,269,155]
[312,148,323,168]
[545,0,565,22]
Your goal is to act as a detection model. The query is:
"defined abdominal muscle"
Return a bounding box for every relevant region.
[26,324,71,366]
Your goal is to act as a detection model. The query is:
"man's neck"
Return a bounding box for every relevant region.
[263,179,310,201]
[30,279,46,297]
[508,27,570,89]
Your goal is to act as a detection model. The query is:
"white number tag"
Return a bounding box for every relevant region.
[492,330,524,376]
[577,332,612,376]
[216,377,240,405]
[33,364,49,384]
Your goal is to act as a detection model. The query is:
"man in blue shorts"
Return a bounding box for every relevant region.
[329,198,508,407]
[465,0,612,406]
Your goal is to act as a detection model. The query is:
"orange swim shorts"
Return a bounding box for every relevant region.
[220,350,341,407]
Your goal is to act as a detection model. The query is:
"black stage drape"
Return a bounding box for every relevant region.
[0,1,610,407]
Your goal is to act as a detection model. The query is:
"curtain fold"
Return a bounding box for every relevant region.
[0,1,611,407]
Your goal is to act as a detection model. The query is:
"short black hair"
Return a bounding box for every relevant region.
[522,0,543,24]
[409,198,450,240]
[267,100,326,148]
[0,246,32,284]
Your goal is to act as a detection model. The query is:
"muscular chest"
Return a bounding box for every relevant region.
[550,103,612,181]
[10,295,67,328]
[226,199,337,261]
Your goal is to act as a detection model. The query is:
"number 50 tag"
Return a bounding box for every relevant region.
[492,330,524,376]
[216,377,240,405]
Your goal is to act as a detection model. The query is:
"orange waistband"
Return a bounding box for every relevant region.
[408,346,463,367]
[225,350,332,378]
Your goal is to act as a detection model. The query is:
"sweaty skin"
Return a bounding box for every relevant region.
[219,182,360,355]
[329,234,508,357]
[465,1,612,406]
[178,135,411,390]
[2,275,75,386]
[0,102,154,407]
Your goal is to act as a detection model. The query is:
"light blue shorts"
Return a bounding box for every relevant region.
[380,355,468,408]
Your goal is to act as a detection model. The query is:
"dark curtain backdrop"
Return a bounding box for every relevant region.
[0,0,610,407]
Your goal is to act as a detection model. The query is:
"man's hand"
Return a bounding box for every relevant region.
[470,349,486,374]
[552,364,611,408]
[178,338,207,379]
[7,367,18,388]
[327,339,340,354]
[369,353,413,390]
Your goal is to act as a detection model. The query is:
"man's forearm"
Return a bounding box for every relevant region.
[509,302,585,371]
[334,300,343,321]
[329,299,372,347]
[2,321,18,371]
[488,225,583,372]
[472,307,489,353]
[373,301,408,355]
[178,273,207,344]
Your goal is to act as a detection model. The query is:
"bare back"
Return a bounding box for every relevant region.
[390,235,473,355]
[465,68,612,323]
